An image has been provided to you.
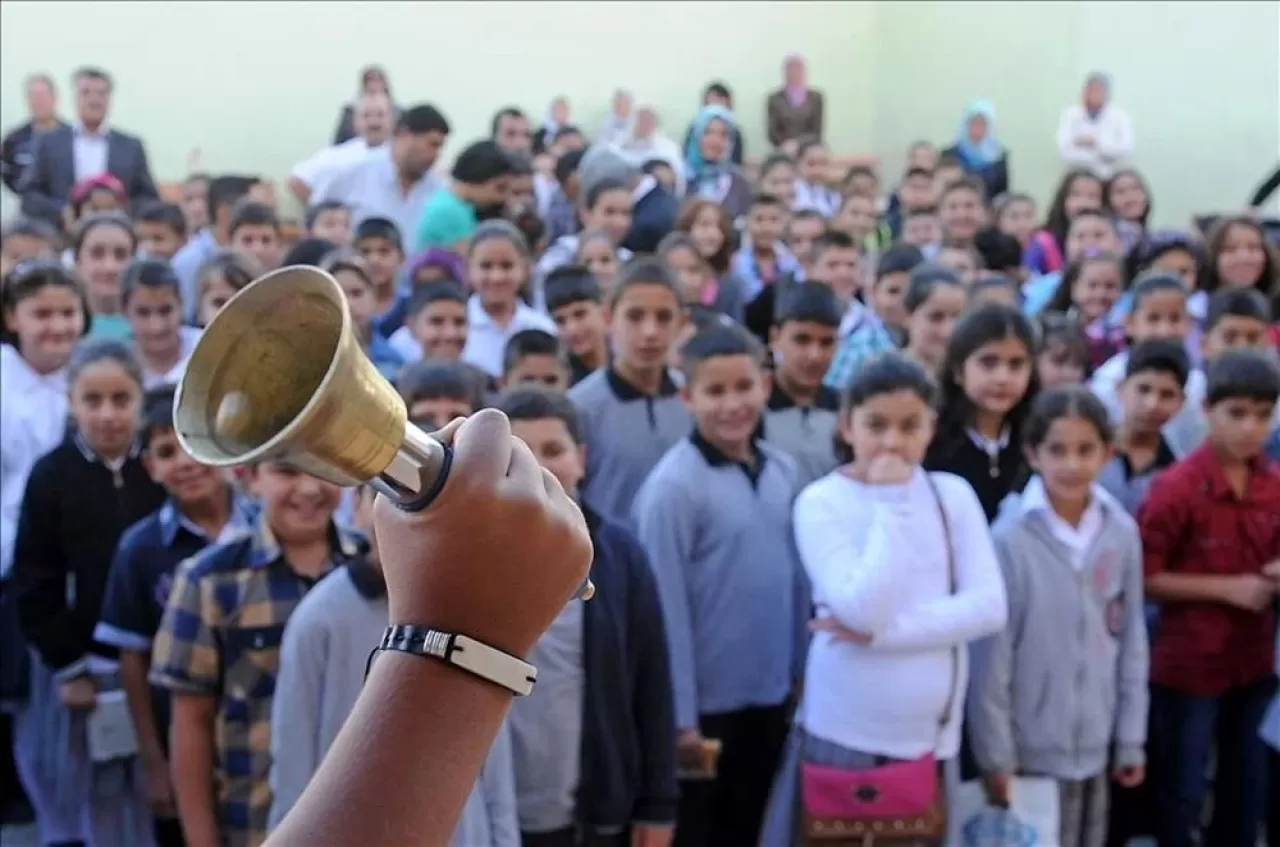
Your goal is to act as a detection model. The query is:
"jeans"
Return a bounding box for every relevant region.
[1150,677,1276,847]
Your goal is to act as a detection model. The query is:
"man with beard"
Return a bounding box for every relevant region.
[414,139,514,253]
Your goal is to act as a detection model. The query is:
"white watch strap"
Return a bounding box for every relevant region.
[374,625,538,696]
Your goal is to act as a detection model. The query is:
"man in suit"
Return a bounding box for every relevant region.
[18,66,157,227]
[1,73,66,195]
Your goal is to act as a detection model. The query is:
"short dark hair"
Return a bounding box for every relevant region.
[503,329,561,375]
[968,274,1020,305]
[680,323,764,384]
[353,216,404,249]
[903,263,964,312]
[812,229,858,261]
[903,167,934,182]
[775,281,842,328]
[1205,287,1271,332]
[1022,385,1113,450]
[407,279,467,318]
[206,175,257,224]
[506,151,534,177]
[555,148,587,186]
[1036,314,1090,371]
[906,205,939,219]
[120,258,181,308]
[610,256,681,308]
[1130,272,1188,313]
[584,177,628,211]
[544,264,602,313]
[396,104,450,136]
[973,227,1022,272]
[493,387,582,444]
[396,360,476,408]
[1205,349,1280,407]
[876,243,924,279]
[553,125,583,145]
[2,216,62,250]
[452,140,515,185]
[304,200,349,231]
[1125,339,1190,387]
[132,199,187,238]
[940,176,986,204]
[749,193,784,213]
[139,386,177,448]
[228,200,280,237]
[282,238,338,267]
[704,81,733,102]
[490,107,527,137]
[72,66,113,91]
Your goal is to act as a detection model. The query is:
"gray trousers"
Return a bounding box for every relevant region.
[1058,772,1109,847]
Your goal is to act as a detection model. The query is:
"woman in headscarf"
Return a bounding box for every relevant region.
[766,53,825,151]
[684,105,753,223]
[941,99,1010,200]
[683,82,745,166]
[333,66,399,145]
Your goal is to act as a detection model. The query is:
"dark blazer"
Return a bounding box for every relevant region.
[766,89,825,148]
[18,123,157,225]
[941,143,1011,201]
[623,180,680,254]
[1,119,68,194]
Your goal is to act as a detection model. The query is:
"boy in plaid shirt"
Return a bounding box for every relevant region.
[150,461,358,847]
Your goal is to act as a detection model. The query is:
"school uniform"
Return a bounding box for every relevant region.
[508,505,677,847]
[1097,437,1177,518]
[924,426,1027,523]
[1089,350,1206,457]
[460,294,558,379]
[760,382,839,490]
[140,326,203,390]
[632,434,808,847]
[268,558,519,846]
[823,302,897,390]
[568,368,692,532]
[969,479,1149,847]
[11,433,166,846]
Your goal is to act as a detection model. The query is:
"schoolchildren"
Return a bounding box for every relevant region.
[353,216,406,320]
[544,265,609,385]
[497,388,677,847]
[1140,350,1280,847]
[573,229,627,294]
[658,232,745,322]
[544,147,585,244]
[502,328,569,390]
[1034,315,1090,389]
[320,250,404,381]
[1023,169,1105,277]
[784,208,827,281]
[633,325,807,847]
[11,340,166,846]
[924,302,1038,522]
[1202,215,1277,300]
[733,193,801,304]
[395,359,482,431]
[303,200,352,247]
[1,217,60,277]
[937,177,986,249]
[969,273,1022,309]
[151,459,358,847]
[832,191,886,253]
[1045,252,1128,370]
[133,200,188,262]
[171,175,258,315]
[537,178,634,292]
[674,199,743,305]
[937,243,984,285]
[995,192,1038,248]
[94,387,254,847]
[866,243,925,342]
[228,200,284,272]
[762,352,1006,847]
[121,259,203,389]
[900,264,967,375]
[792,138,839,217]
[568,256,691,530]
[764,281,842,487]
[462,221,557,378]
[267,485,519,846]
[969,386,1148,847]
[1024,211,1125,316]
[821,231,898,389]
[756,153,798,211]
[974,228,1028,285]
[192,249,258,329]
[901,206,942,258]
[388,279,470,363]
[75,211,138,341]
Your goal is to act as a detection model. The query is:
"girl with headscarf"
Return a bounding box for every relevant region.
[766,54,826,149]
[942,99,1010,200]
[684,106,753,222]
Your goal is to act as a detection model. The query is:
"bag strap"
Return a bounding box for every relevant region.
[924,472,960,747]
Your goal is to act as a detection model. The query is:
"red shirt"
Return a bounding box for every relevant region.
[1138,445,1280,696]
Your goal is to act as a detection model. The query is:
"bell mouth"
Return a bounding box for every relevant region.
[174,266,349,467]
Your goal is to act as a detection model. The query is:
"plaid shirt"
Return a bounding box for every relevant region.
[150,517,359,847]
[823,304,897,389]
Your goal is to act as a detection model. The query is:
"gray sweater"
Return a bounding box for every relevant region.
[967,481,1149,781]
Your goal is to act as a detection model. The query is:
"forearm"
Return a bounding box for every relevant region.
[266,650,513,847]
[119,651,164,763]
[1145,572,1236,604]
[171,708,221,847]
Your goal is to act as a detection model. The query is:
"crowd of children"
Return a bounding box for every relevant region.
[1,71,1280,847]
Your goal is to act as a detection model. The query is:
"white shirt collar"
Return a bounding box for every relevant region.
[966,425,1010,456]
[74,120,108,138]
[1020,476,1107,564]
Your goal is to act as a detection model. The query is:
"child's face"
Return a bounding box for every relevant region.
[847,173,878,199]
[609,283,682,373]
[1205,396,1276,462]
[682,353,768,450]
[770,320,837,391]
[245,463,341,545]
[1216,223,1268,289]
[1120,370,1184,435]
[939,187,983,244]
[798,145,830,184]
[907,144,938,172]
[2,234,56,276]
[411,300,468,360]
[231,225,282,271]
[579,239,620,289]
[409,397,473,431]
[4,284,83,373]
[310,209,352,247]
[956,334,1033,420]
[938,247,979,285]
[934,165,963,194]
[1108,174,1147,222]
[181,180,209,232]
[551,300,607,359]
[144,427,227,507]
[1126,292,1189,343]
[334,269,376,331]
[840,388,935,469]
[785,216,825,271]
[125,286,182,361]
[1064,176,1104,219]
[871,271,910,329]
[903,214,941,248]
[469,237,526,308]
[1026,415,1111,506]
[82,189,124,217]
[583,189,632,244]
[1071,260,1123,323]
[998,199,1036,245]
[509,417,585,496]
[70,359,141,458]
[664,246,711,304]
[811,247,861,304]
[506,174,536,212]
[1036,343,1086,389]
[835,196,876,242]
[197,273,237,328]
[135,221,184,261]
[760,164,797,209]
[77,224,133,309]
[690,207,726,260]
[906,284,965,368]
[356,236,404,290]
[1065,217,1119,260]
[506,354,568,390]
[1150,248,1198,292]
[898,173,935,211]
[747,204,785,249]
[1202,315,1269,360]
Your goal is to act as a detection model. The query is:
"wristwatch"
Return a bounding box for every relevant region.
[369,624,538,696]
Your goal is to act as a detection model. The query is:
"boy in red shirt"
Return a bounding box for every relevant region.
[1139,349,1280,847]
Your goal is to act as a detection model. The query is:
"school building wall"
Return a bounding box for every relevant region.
[1,0,1277,226]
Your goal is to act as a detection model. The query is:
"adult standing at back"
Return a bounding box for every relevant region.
[18,67,156,228]
[766,54,825,154]
[289,92,394,205]
[1,73,66,195]
[942,100,1010,201]
[333,65,398,145]
[1056,72,1134,179]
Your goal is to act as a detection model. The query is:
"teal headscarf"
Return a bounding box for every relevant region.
[953,100,1002,169]
[684,105,736,192]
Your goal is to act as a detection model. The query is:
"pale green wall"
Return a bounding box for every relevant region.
[2,1,1277,225]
